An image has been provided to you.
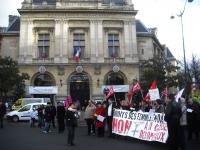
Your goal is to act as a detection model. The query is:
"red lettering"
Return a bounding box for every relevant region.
[124,120,132,134]
[118,120,124,134]
[112,118,118,132]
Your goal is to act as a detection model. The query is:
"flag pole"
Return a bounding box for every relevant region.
[113,93,117,103]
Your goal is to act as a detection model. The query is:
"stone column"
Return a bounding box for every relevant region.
[129,20,138,63]
[97,20,104,63]
[54,19,62,63]
[19,18,28,63]
[124,21,131,62]
[62,20,68,63]
[90,20,97,62]
[26,19,33,63]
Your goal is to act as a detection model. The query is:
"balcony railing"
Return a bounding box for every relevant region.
[32,58,54,63]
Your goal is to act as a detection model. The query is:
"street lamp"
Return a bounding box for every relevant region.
[171,0,194,87]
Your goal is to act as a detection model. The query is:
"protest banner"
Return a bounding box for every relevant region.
[112,109,168,143]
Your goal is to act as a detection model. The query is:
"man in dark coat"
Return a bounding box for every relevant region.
[57,102,66,133]
[106,99,116,138]
[0,101,6,128]
[165,94,182,150]
[66,103,78,146]
[43,102,52,133]
[50,103,56,128]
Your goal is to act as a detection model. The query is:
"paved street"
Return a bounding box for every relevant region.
[0,121,199,150]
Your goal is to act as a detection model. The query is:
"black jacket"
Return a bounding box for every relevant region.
[57,106,66,120]
[66,109,78,127]
[0,104,6,118]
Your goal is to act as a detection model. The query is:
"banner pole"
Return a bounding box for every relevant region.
[113,93,117,103]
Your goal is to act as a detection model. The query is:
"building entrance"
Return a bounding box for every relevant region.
[69,73,90,107]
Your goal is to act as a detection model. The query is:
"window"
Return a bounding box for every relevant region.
[18,105,31,112]
[38,34,50,59]
[73,33,85,58]
[141,49,144,55]
[108,34,120,58]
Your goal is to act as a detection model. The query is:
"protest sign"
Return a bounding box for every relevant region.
[149,88,160,101]
[112,109,168,143]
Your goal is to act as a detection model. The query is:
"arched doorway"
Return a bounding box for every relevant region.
[104,72,126,101]
[69,73,90,107]
[31,72,56,101]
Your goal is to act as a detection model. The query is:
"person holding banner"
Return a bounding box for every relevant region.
[106,98,116,138]
[164,94,182,150]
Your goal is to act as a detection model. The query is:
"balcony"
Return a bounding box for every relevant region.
[32,58,54,64]
[104,57,125,63]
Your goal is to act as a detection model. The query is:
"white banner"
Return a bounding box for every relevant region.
[149,88,160,101]
[29,86,58,94]
[112,109,168,143]
[101,85,129,93]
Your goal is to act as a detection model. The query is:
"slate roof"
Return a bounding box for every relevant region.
[7,17,20,32]
[5,18,151,33]
[166,47,175,59]
[135,20,149,33]
[32,0,56,5]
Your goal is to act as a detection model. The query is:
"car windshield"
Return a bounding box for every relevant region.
[18,105,31,112]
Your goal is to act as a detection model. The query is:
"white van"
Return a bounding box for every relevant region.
[7,103,47,122]
[12,98,50,110]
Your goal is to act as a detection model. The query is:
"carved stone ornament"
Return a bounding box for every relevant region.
[39,66,46,74]
[76,65,84,73]
[112,65,120,73]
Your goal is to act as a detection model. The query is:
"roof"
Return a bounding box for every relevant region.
[7,17,20,32]
[32,0,56,5]
[135,20,149,33]
[166,47,175,58]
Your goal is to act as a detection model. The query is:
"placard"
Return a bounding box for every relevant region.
[112,109,168,143]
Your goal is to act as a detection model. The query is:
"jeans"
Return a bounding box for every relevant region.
[44,122,50,132]
[86,118,95,135]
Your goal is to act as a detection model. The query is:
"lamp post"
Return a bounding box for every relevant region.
[171,0,194,87]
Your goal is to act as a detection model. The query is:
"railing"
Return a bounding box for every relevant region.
[32,58,54,63]
[104,57,125,63]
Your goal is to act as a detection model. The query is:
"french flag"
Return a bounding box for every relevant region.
[74,48,81,63]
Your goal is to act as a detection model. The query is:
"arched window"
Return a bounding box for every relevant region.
[105,72,124,85]
[34,73,55,86]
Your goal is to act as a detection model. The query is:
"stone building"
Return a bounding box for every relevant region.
[0,0,175,105]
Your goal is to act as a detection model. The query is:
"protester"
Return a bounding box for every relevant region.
[155,99,164,113]
[30,108,37,128]
[43,102,52,134]
[187,98,200,141]
[164,94,182,150]
[84,100,96,136]
[0,101,6,129]
[66,103,79,146]
[37,105,45,128]
[94,102,106,137]
[106,99,116,138]
[178,97,187,150]
[56,102,66,133]
[50,103,56,129]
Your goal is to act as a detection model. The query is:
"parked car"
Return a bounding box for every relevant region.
[6,103,47,122]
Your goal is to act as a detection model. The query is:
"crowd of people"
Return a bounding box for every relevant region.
[0,95,200,149]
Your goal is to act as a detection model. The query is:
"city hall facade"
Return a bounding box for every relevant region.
[0,0,174,105]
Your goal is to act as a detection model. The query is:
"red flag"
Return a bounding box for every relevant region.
[106,86,115,100]
[128,82,141,101]
[145,80,157,101]
[150,80,157,89]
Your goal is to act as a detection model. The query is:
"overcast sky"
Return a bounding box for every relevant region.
[0,0,199,61]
